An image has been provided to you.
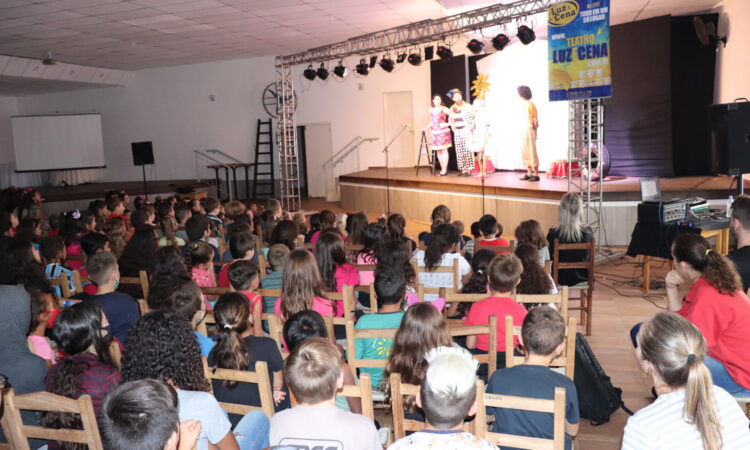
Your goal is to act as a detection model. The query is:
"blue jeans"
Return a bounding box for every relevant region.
[704,355,750,396]
[234,410,270,450]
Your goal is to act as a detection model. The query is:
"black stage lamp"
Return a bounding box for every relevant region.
[333,60,348,78]
[407,52,422,66]
[369,55,378,68]
[436,45,453,59]
[379,55,395,72]
[467,39,484,54]
[492,33,510,51]
[424,45,434,60]
[517,25,536,45]
[316,63,329,80]
[396,52,407,63]
[356,59,369,76]
[303,64,316,80]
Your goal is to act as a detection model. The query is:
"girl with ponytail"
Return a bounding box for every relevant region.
[622,312,750,449]
[413,223,471,304]
[209,293,287,426]
[667,233,750,395]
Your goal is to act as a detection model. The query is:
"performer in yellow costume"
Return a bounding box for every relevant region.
[517,85,539,182]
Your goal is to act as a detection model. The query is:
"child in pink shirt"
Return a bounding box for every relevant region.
[315,231,359,315]
[27,286,58,366]
[186,241,217,309]
[275,249,338,320]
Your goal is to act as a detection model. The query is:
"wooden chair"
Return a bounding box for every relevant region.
[257,251,269,280]
[475,382,567,449]
[262,313,285,355]
[108,341,122,369]
[48,271,74,298]
[201,357,275,419]
[449,315,498,377]
[552,238,596,335]
[511,286,570,322]
[119,273,149,298]
[475,241,515,255]
[136,298,150,316]
[345,320,397,379]
[505,315,577,380]
[412,258,460,295]
[0,389,103,450]
[324,284,357,327]
[289,372,376,422]
[344,243,364,253]
[71,270,91,294]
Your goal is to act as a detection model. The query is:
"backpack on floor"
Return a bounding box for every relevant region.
[573,332,634,425]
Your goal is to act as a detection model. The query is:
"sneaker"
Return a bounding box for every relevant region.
[519,174,531,180]
[529,175,540,181]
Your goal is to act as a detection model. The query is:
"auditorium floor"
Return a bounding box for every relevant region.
[300,198,665,448]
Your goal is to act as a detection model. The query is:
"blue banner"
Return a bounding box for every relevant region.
[548,0,611,101]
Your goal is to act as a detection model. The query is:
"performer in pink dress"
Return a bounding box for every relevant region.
[429,95,452,176]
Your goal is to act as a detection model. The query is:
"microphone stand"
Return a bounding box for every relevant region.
[383,124,409,216]
[478,124,490,216]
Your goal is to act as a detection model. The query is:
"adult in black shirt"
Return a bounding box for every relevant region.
[547,193,594,286]
[728,195,750,292]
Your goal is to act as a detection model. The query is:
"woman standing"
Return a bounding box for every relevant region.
[448,89,474,177]
[428,94,452,176]
[518,85,539,182]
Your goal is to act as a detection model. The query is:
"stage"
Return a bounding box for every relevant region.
[339,167,739,246]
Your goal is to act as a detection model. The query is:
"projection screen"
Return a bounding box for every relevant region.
[11,114,106,172]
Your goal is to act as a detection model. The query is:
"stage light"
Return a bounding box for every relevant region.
[436,45,453,59]
[467,39,484,54]
[379,55,395,72]
[369,55,377,68]
[303,64,316,80]
[316,63,329,80]
[396,53,407,63]
[492,34,510,51]
[407,53,422,66]
[517,25,536,45]
[424,46,434,60]
[356,58,369,76]
[333,60,348,78]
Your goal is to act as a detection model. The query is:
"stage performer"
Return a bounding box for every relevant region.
[447,89,474,177]
[428,94,452,176]
[518,85,540,182]
[470,98,494,177]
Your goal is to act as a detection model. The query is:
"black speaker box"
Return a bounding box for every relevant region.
[709,102,750,175]
[131,141,154,166]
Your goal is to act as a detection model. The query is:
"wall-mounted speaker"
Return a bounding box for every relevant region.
[131,141,154,166]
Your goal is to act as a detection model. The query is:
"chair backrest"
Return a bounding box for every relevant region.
[552,238,596,285]
[136,298,150,316]
[257,251,269,280]
[138,270,150,299]
[475,382,566,449]
[108,341,122,369]
[119,274,148,298]
[504,315,577,380]
[262,313,285,356]
[510,286,569,322]
[344,243,364,252]
[475,242,515,255]
[442,291,488,309]
[449,315,498,377]
[412,258,460,295]
[323,284,357,327]
[48,271,74,298]
[198,286,232,296]
[288,372,375,422]
[71,270,91,294]
[202,356,275,418]
[345,320,398,377]
[0,389,103,450]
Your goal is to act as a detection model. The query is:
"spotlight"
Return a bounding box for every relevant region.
[379,55,395,72]
[424,45,434,60]
[356,59,369,76]
[407,53,422,66]
[467,39,484,54]
[303,64,316,81]
[517,25,536,45]
[369,55,377,68]
[396,53,407,63]
[316,63,329,80]
[492,34,510,51]
[333,60,348,78]
[436,45,453,59]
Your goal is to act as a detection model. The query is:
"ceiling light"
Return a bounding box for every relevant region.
[467,39,484,54]
[517,25,536,45]
[436,45,453,59]
[379,55,395,72]
[407,53,422,66]
[369,55,378,68]
[356,59,369,76]
[424,46,434,60]
[333,60,348,78]
[303,64,316,80]
[316,63,329,80]
[396,53,407,63]
[492,34,510,51]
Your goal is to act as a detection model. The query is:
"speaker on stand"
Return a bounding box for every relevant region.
[131,141,154,200]
[709,100,750,195]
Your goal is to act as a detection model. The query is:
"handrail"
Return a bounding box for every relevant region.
[194,150,234,199]
[322,136,379,168]
[205,149,245,165]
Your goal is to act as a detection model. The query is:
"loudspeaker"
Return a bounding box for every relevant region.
[131,141,154,166]
[708,102,750,175]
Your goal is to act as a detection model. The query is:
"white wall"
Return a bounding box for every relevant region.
[15,56,276,182]
[0,96,18,164]
[715,0,750,103]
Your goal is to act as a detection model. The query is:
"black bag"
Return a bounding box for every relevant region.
[573,332,634,425]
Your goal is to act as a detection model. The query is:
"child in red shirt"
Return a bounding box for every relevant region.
[228,259,262,331]
[477,214,510,252]
[218,232,256,287]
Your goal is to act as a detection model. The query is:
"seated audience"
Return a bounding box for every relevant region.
[455,249,496,318]
[316,231,359,297]
[202,197,223,229]
[260,198,283,242]
[515,219,550,267]
[41,235,75,297]
[463,220,481,259]
[106,196,128,225]
[175,204,192,242]
[118,225,157,278]
[622,312,750,449]
[269,219,301,252]
[147,246,192,310]
[261,244,289,316]
[16,217,42,247]
[666,233,750,395]
[228,260,262,319]
[86,252,140,344]
[345,212,368,247]
[269,338,380,449]
[515,243,558,297]
[547,192,593,286]
[419,204,452,247]
[486,306,579,449]
[413,223,471,303]
[103,216,128,259]
[218,232,256,287]
[186,241,217,307]
[160,279,213,357]
[27,285,57,366]
[386,213,416,253]
[130,207,154,229]
[476,214,509,250]
[728,195,750,291]
[389,346,495,449]
[309,209,336,245]
[274,249,336,320]
[182,214,220,261]
[158,214,185,247]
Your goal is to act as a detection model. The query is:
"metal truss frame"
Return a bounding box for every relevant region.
[568,98,605,233]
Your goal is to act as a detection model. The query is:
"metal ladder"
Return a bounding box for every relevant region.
[251,119,275,200]
[276,62,302,212]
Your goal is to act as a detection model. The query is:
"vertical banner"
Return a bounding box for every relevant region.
[548,0,611,101]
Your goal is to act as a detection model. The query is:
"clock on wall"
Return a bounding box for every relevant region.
[262,81,297,119]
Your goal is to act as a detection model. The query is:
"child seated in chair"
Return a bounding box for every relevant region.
[486,306,579,449]
[228,260,262,325]
[477,214,510,251]
[270,338,380,449]
[354,266,406,389]
[218,232,256,287]
[86,252,140,345]
[261,244,289,316]
[41,235,75,297]
[389,346,495,449]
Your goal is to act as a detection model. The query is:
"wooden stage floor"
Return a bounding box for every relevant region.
[340,167,740,201]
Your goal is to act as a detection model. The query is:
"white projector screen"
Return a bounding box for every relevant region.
[11,114,106,172]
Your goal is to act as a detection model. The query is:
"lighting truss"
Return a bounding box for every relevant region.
[568,99,605,236]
